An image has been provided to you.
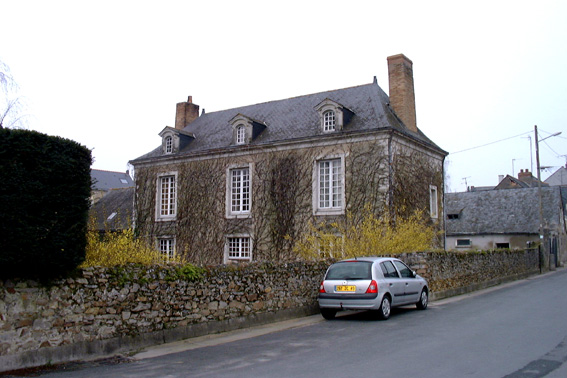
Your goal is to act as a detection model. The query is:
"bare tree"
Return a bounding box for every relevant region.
[0,60,27,129]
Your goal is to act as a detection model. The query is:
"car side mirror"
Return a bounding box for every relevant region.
[411,270,417,278]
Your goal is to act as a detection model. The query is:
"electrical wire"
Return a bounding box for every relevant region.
[450,131,533,155]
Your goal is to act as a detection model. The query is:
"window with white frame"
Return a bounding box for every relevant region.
[236,125,246,145]
[227,236,251,260]
[165,136,173,154]
[323,110,336,132]
[157,174,176,219]
[230,167,250,214]
[429,185,438,219]
[318,158,343,211]
[158,238,175,260]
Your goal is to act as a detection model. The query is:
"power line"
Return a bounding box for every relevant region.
[450,131,532,155]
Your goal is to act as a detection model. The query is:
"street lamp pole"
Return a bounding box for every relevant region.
[534,125,562,271]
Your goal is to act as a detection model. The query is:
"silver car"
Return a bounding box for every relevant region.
[318,257,429,320]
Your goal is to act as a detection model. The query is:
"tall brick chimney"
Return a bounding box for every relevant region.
[387,54,418,133]
[175,96,200,130]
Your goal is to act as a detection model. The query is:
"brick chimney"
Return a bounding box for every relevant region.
[387,54,418,133]
[518,169,532,181]
[175,96,200,130]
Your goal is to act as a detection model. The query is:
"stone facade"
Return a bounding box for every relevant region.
[130,55,448,265]
[0,250,539,372]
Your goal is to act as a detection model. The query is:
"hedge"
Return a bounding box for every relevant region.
[0,128,92,279]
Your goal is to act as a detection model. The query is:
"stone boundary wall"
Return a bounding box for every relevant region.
[0,250,540,372]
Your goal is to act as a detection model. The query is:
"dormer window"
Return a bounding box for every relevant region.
[314,99,354,134]
[159,127,195,155]
[229,114,266,146]
[165,136,173,154]
[236,125,246,145]
[323,111,336,132]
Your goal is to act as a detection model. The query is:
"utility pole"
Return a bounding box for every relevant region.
[535,125,562,271]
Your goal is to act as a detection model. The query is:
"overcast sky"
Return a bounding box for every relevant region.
[2,0,566,192]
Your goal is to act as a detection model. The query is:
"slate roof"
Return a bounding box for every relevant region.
[91,169,134,191]
[445,187,565,235]
[89,187,134,231]
[494,174,548,190]
[132,81,446,163]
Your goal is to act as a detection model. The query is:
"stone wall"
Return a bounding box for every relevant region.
[0,250,540,372]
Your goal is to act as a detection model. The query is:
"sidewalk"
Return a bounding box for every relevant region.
[133,315,324,359]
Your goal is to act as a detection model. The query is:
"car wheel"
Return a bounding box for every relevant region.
[377,295,391,320]
[320,309,337,320]
[416,288,428,310]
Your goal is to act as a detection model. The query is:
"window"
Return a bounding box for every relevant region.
[496,243,510,249]
[318,158,343,211]
[159,238,175,260]
[323,110,335,132]
[393,260,413,278]
[447,213,459,219]
[165,136,173,154]
[325,261,372,280]
[380,261,400,278]
[429,185,438,219]
[157,174,176,219]
[227,237,251,261]
[236,125,245,145]
[230,167,250,214]
[456,239,471,247]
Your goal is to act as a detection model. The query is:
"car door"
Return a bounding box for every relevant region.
[379,260,405,306]
[392,260,421,304]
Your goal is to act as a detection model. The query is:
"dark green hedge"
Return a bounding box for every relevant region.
[0,128,92,279]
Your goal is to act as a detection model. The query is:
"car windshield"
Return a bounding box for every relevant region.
[326,261,372,280]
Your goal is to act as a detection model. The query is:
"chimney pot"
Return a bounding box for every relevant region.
[387,54,418,133]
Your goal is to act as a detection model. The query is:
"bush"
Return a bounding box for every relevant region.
[0,128,92,279]
[294,206,437,259]
[82,218,184,267]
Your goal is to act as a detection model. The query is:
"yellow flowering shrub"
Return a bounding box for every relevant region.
[82,219,183,267]
[294,206,436,260]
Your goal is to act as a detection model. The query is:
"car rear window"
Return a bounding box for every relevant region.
[326,261,372,280]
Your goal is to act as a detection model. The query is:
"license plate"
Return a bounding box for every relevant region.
[335,285,356,292]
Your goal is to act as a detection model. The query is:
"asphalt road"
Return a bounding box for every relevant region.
[22,269,567,378]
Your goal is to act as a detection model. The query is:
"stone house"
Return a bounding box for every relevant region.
[130,54,447,264]
[89,187,134,233]
[445,186,567,266]
[90,169,134,204]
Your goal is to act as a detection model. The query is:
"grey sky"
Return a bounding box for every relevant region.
[1,0,566,192]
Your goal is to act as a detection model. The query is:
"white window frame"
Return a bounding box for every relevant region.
[313,156,345,215]
[429,185,438,219]
[225,235,252,263]
[226,164,252,218]
[156,172,177,221]
[165,136,173,154]
[323,110,336,132]
[158,237,176,260]
[236,125,246,145]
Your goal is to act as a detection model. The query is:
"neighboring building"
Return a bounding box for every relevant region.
[130,54,447,264]
[494,169,548,190]
[89,187,134,233]
[91,169,134,203]
[545,164,567,187]
[445,187,566,265]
